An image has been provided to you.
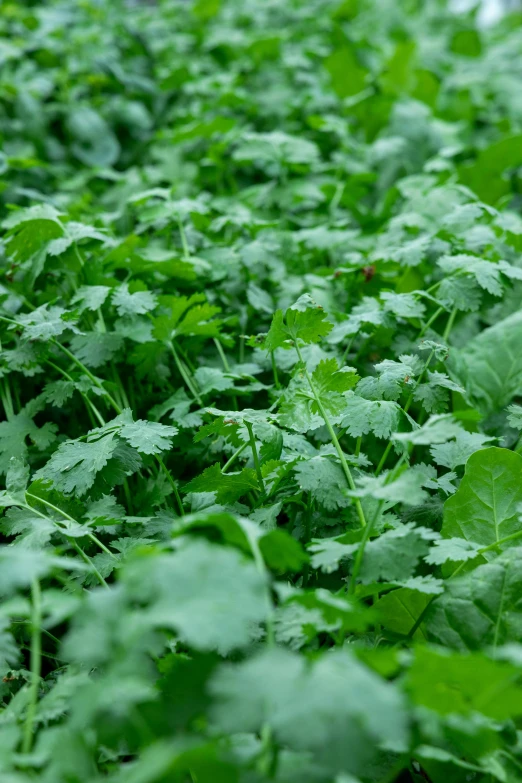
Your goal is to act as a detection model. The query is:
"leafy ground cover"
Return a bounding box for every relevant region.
[1,0,522,780]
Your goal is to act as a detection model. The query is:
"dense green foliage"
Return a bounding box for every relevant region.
[1,0,522,780]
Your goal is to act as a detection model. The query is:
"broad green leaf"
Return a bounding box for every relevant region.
[441,447,522,550]
[427,547,522,651]
[406,645,522,719]
[450,311,522,414]
[374,588,431,641]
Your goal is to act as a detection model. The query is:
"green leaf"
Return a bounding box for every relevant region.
[325,45,367,98]
[450,311,522,414]
[507,404,522,429]
[2,204,64,264]
[309,534,360,573]
[0,547,83,595]
[123,539,268,654]
[0,408,57,476]
[265,296,333,350]
[430,431,495,470]
[406,645,522,719]
[349,468,429,508]
[425,538,482,566]
[438,276,482,312]
[259,529,308,573]
[71,285,111,312]
[374,588,432,641]
[70,332,124,368]
[35,435,119,496]
[34,412,174,496]
[279,358,358,432]
[340,393,402,439]
[185,464,259,504]
[294,456,351,511]
[393,414,463,446]
[438,255,503,297]
[112,284,157,317]
[118,419,178,455]
[427,548,522,651]
[67,106,120,168]
[16,305,78,341]
[6,456,30,497]
[380,291,425,319]
[210,647,408,777]
[359,523,438,584]
[357,356,421,401]
[441,447,522,550]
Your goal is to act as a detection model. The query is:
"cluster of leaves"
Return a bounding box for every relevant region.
[1,0,522,781]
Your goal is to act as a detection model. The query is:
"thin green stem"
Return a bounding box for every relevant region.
[22,579,42,754]
[123,478,134,514]
[348,506,381,595]
[222,441,248,473]
[482,528,522,553]
[329,181,346,216]
[70,540,109,588]
[45,359,106,426]
[245,421,266,499]
[270,351,280,390]
[111,364,130,410]
[0,314,22,328]
[375,349,436,476]
[418,305,445,339]
[73,242,85,270]
[349,451,409,595]
[12,623,61,649]
[169,341,203,407]
[22,502,109,588]
[178,217,190,259]
[214,338,238,410]
[442,307,458,342]
[294,343,366,528]
[243,524,274,647]
[156,456,184,516]
[0,382,14,421]
[4,376,15,417]
[340,335,356,365]
[302,493,313,587]
[50,340,122,414]
[25,493,116,558]
[214,338,230,371]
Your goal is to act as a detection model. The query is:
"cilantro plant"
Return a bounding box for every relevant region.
[1,0,522,781]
